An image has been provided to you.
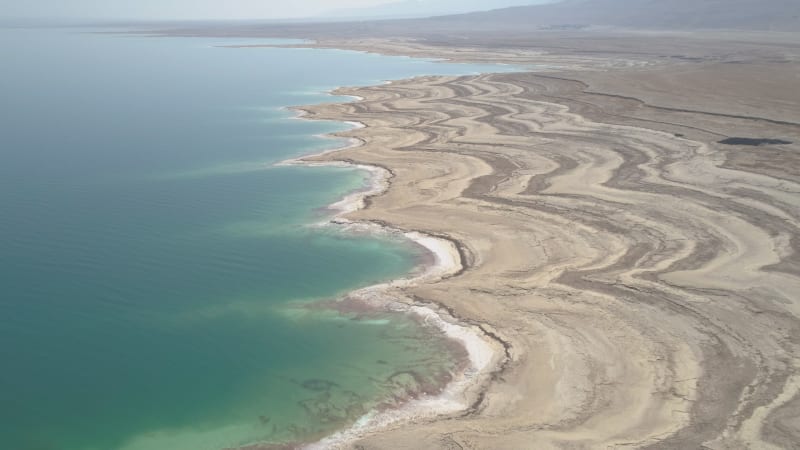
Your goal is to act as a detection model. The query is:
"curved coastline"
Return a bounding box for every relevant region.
[276,101,506,449]
[267,58,800,449]
[149,28,800,449]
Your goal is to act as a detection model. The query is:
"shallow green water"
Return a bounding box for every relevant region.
[0,28,510,449]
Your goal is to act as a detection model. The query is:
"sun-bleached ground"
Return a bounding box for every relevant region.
[288,37,800,447]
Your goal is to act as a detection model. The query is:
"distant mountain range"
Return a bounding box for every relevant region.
[301,0,800,34]
[152,0,800,38]
[430,0,800,31]
[323,0,553,20]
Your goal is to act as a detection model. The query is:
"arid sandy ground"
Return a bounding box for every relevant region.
[288,35,800,449]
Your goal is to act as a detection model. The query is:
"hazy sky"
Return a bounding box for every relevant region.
[0,0,544,20]
[1,0,409,20]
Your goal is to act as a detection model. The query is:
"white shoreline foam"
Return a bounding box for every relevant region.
[271,91,500,450]
[303,228,496,450]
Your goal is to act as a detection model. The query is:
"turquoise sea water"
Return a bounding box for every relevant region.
[0,28,509,450]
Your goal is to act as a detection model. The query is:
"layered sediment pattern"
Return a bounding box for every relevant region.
[301,72,800,448]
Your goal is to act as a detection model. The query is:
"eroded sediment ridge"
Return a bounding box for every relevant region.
[294,69,800,449]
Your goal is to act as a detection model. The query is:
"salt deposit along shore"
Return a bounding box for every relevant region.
[278,105,509,450]
[236,31,800,448]
[289,42,799,449]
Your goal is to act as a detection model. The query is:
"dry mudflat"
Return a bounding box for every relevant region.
[289,32,800,449]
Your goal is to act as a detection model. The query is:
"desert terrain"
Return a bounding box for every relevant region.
[150,9,800,447]
[290,33,800,448]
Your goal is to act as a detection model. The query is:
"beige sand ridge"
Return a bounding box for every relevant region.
[213,29,800,448]
[277,40,800,448]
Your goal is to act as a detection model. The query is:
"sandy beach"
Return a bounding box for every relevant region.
[270,33,800,449]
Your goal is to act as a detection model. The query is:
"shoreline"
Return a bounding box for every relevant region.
[276,95,506,449]
[260,49,800,448]
[20,26,800,449]
[105,27,800,448]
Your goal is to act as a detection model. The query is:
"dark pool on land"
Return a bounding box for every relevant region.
[718,137,793,146]
[0,28,514,450]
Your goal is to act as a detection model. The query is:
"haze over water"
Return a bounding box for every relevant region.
[0,28,510,449]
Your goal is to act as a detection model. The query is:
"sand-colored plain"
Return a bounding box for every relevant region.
[284,40,800,448]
